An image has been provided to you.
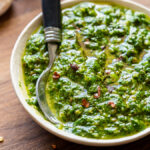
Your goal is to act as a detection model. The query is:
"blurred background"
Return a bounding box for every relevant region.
[0,0,150,150]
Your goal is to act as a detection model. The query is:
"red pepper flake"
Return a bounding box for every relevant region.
[51,144,56,149]
[118,55,123,61]
[94,93,99,99]
[70,64,79,71]
[108,101,116,108]
[105,70,111,75]
[93,86,101,99]
[53,72,60,79]
[82,99,90,108]
[98,86,101,96]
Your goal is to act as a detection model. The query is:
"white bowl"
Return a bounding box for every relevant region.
[10,0,150,146]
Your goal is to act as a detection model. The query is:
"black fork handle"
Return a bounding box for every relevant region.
[42,0,61,29]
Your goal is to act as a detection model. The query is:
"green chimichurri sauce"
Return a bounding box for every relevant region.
[22,2,150,139]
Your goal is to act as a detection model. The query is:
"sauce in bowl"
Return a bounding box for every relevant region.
[22,2,150,139]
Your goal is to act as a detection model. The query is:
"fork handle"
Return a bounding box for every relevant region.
[42,0,61,28]
[42,0,61,43]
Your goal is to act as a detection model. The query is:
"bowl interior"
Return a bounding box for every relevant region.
[10,0,150,146]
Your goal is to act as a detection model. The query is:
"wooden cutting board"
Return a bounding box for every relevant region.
[0,0,150,149]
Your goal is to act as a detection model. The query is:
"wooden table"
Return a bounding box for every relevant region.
[0,0,150,149]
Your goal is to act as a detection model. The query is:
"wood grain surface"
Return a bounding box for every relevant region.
[0,0,150,150]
